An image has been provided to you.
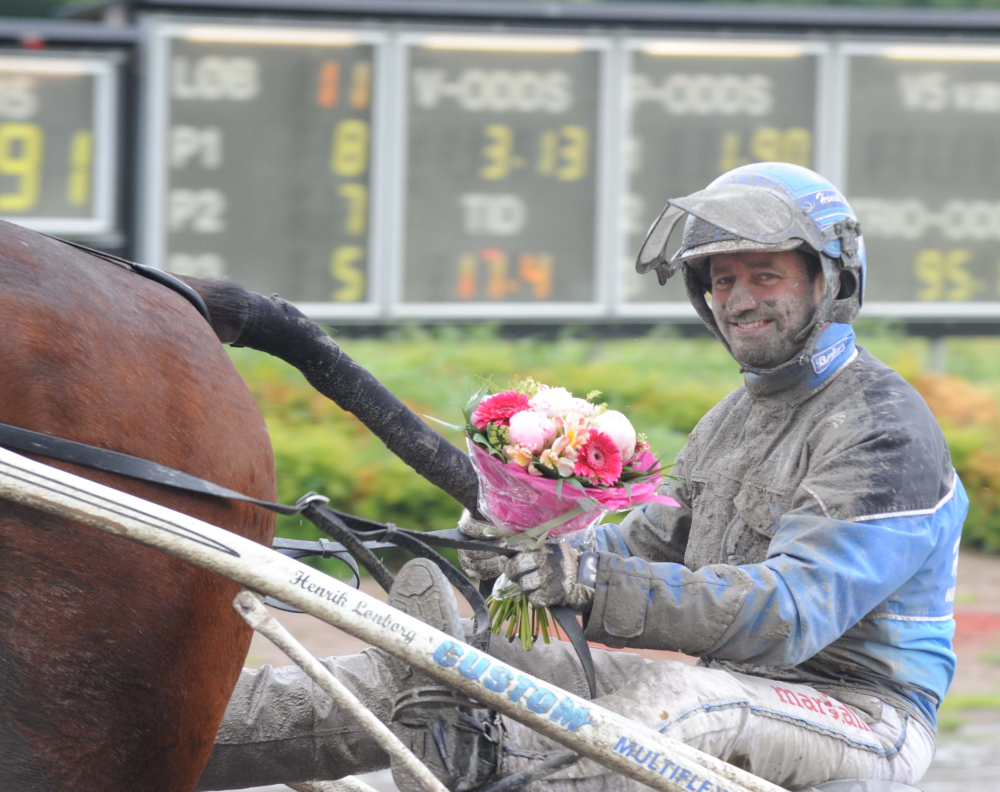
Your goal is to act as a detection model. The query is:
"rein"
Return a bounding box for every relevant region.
[0,421,597,696]
[0,421,491,636]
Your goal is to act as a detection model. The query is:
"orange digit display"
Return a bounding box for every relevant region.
[317,60,340,108]
[482,248,519,299]
[456,253,477,299]
[456,249,555,301]
[349,62,371,109]
[518,253,553,299]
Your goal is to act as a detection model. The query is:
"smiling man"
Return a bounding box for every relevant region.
[198,164,965,792]
[453,163,965,790]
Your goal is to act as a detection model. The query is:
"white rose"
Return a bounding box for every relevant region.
[508,409,558,453]
[569,397,601,418]
[592,410,637,460]
[528,386,576,418]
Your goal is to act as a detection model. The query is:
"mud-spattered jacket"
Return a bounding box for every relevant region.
[586,323,965,731]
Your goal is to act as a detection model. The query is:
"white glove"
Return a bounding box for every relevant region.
[506,541,595,612]
[457,510,508,581]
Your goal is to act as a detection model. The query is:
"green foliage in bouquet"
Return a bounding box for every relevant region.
[488,583,559,652]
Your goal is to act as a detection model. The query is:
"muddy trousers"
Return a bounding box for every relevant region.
[196,638,935,792]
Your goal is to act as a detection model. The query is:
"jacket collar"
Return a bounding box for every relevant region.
[744,323,858,403]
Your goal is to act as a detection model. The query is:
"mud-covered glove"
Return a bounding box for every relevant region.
[506,541,595,612]
[457,510,508,581]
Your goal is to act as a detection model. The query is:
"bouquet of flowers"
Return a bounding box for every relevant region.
[445,378,678,649]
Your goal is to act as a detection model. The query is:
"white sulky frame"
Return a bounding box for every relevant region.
[0,445,781,792]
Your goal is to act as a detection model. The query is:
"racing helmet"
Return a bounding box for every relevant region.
[635,162,865,374]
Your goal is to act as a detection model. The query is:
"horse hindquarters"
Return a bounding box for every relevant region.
[0,223,276,791]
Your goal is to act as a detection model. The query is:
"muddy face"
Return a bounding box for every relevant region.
[708,250,822,369]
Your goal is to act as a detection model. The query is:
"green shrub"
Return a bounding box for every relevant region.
[229,332,1000,564]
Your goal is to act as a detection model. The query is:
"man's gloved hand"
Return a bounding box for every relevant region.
[457,509,508,581]
[506,541,595,612]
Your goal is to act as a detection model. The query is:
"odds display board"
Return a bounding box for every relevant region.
[0,53,118,236]
[843,43,1000,317]
[143,23,384,315]
[394,33,608,316]
[137,16,1000,321]
[620,40,824,313]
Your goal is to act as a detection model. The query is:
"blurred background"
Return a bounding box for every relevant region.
[6,0,1000,788]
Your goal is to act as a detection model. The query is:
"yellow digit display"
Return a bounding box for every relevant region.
[480,124,513,180]
[537,129,557,177]
[0,122,43,212]
[719,127,812,173]
[556,126,588,181]
[67,129,92,207]
[338,183,367,236]
[915,249,979,302]
[537,126,588,181]
[330,245,365,301]
[330,119,369,177]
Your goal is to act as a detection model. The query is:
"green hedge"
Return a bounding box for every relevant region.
[230,328,1000,569]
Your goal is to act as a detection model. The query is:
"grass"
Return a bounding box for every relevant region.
[937,690,1000,731]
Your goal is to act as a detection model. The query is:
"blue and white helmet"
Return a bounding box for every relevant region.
[636,163,865,369]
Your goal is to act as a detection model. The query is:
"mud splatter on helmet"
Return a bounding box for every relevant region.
[636,162,865,373]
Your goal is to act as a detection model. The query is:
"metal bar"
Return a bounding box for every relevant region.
[128,0,1000,34]
[0,445,782,792]
[233,588,450,792]
[0,19,138,45]
[291,780,381,792]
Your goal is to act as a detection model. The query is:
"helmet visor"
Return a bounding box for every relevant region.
[636,183,829,275]
[636,203,686,274]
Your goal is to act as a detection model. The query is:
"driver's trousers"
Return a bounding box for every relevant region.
[195,636,935,791]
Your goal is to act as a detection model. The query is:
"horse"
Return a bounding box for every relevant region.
[0,219,277,791]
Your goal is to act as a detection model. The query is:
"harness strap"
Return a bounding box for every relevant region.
[0,420,597,698]
[44,234,213,325]
[0,422,318,515]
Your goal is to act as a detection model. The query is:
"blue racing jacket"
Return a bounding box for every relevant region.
[584,323,965,731]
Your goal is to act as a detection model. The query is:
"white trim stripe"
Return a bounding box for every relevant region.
[814,347,858,392]
[801,483,832,519]
[874,613,954,623]
[853,470,957,523]
[831,347,859,381]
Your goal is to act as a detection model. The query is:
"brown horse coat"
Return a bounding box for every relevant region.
[0,221,276,791]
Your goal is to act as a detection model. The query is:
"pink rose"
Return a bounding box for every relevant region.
[508,409,558,453]
[528,387,576,418]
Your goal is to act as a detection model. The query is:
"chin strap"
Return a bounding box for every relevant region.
[736,321,825,377]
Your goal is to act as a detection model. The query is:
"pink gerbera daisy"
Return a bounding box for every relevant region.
[472,391,531,429]
[574,431,623,486]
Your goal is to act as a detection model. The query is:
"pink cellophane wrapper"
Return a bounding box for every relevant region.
[468,440,679,539]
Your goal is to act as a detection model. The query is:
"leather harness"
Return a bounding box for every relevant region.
[1,239,598,697]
